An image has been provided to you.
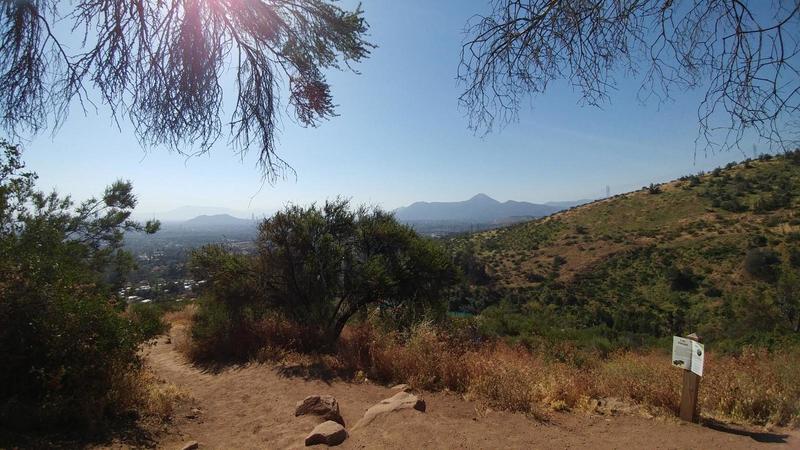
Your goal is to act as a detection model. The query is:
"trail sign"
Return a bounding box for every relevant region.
[673,334,704,423]
[672,336,692,370]
[672,336,704,376]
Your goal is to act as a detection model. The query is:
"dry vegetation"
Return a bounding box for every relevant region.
[175,311,800,427]
[120,368,189,422]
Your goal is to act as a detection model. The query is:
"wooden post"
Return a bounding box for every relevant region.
[679,333,701,423]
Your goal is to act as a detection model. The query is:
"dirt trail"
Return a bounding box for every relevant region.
[146,328,798,450]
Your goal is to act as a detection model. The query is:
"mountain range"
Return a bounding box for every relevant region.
[135,206,266,222]
[394,194,589,223]
[182,214,256,229]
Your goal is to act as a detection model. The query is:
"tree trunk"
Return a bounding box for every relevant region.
[321,308,355,352]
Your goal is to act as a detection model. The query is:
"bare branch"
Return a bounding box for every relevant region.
[459,0,800,153]
[0,0,373,180]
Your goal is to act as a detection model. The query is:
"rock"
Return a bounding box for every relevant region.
[352,391,426,430]
[180,441,199,450]
[295,395,345,426]
[304,420,347,446]
[390,383,411,392]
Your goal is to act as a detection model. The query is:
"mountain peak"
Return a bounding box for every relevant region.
[469,193,498,203]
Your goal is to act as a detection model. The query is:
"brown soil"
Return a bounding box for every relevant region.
[136,326,799,450]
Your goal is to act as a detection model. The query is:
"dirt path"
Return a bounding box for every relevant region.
[145,329,798,450]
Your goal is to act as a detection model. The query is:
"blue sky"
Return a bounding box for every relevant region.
[23,0,762,217]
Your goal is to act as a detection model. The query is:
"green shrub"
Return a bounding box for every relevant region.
[754,192,791,213]
[188,199,458,359]
[190,297,265,361]
[743,248,781,282]
[720,198,748,212]
[790,246,800,268]
[128,303,170,340]
[0,290,141,429]
[0,140,158,430]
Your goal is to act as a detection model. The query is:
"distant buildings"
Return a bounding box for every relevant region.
[119,278,204,303]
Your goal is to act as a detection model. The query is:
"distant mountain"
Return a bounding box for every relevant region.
[394,194,561,223]
[182,214,255,228]
[137,206,258,222]
[124,213,259,253]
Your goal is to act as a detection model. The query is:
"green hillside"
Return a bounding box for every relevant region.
[450,151,800,350]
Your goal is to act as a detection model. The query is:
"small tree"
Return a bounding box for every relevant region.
[256,199,457,344]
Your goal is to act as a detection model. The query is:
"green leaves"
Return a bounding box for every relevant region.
[0,141,153,429]
[192,198,458,348]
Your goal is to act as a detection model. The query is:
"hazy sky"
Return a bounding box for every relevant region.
[23,0,764,217]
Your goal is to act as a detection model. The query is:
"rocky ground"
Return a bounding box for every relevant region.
[134,327,798,449]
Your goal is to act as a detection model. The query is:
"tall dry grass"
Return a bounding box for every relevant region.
[179,313,800,427]
[701,348,800,425]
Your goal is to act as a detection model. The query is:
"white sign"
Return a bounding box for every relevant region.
[672,336,704,376]
[672,337,692,369]
[691,340,704,376]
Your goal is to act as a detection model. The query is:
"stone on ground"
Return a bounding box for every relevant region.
[304,420,348,446]
[180,441,199,450]
[295,394,345,425]
[390,383,411,391]
[352,391,426,430]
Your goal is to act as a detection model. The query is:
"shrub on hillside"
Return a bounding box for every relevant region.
[743,248,781,282]
[753,192,792,213]
[790,246,800,268]
[719,197,748,212]
[646,183,662,194]
[667,266,700,292]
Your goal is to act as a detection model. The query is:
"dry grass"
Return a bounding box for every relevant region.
[356,328,798,426]
[178,313,800,427]
[163,303,197,328]
[167,304,197,357]
[111,366,189,422]
[702,348,800,426]
[597,351,681,414]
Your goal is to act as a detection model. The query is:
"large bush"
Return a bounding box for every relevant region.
[0,140,159,430]
[257,199,457,343]
[189,199,458,356]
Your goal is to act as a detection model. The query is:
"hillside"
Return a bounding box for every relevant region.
[395,193,562,222]
[451,152,800,346]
